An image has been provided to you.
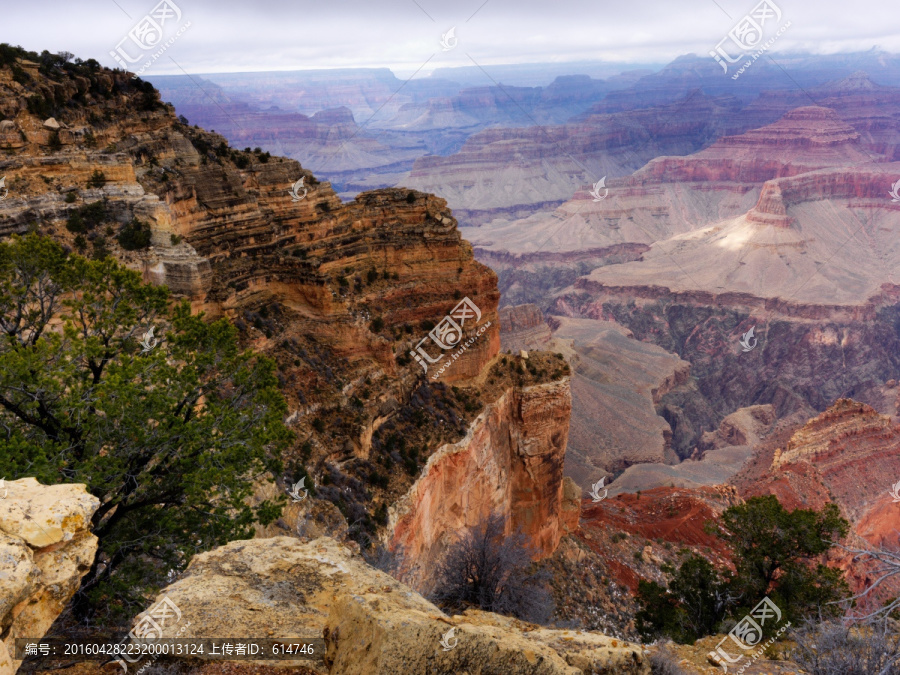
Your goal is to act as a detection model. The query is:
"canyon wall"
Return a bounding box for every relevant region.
[735,398,900,601]
[0,53,573,587]
[388,379,572,586]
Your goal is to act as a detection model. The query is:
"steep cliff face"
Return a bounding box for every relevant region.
[388,377,572,585]
[0,52,573,573]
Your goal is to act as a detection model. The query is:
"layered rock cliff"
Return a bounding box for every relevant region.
[0,49,575,606]
[388,376,572,586]
[405,92,753,228]
[734,398,900,603]
[0,478,99,675]
[743,399,900,522]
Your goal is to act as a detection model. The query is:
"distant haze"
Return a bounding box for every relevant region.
[1,0,897,77]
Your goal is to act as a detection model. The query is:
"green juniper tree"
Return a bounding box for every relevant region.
[636,495,849,643]
[0,234,291,622]
[713,495,849,622]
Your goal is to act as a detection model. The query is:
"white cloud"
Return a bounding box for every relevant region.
[0,0,897,75]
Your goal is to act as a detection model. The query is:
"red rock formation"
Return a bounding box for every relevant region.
[735,399,900,600]
[748,399,900,522]
[388,379,572,586]
[577,486,741,591]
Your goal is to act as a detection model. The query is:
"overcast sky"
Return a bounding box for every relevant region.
[2,0,897,76]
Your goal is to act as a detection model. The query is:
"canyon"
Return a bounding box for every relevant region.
[461,84,900,489]
[3,43,900,675]
[149,68,633,201]
[0,48,611,673]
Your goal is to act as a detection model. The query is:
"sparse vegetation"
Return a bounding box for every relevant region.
[430,512,554,623]
[87,169,106,188]
[65,200,108,233]
[790,619,900,675]
[649,644,690,674]
[637,496,849,643]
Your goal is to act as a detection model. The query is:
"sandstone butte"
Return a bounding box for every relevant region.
[0,52,628,672]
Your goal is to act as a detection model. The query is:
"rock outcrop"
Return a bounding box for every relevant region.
[747,399,900,522]
[137,536,649,674]
[388,378,572,585]
[500,303,552,352]
[734,399,900,604]
[0,478,99,675]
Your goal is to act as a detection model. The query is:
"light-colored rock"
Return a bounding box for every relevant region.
[0,478,99,675]
[42,117,61,130]
[0,533,40,621]
[0,477,98,547]
[139,536,648,674]
[549,317,690,485]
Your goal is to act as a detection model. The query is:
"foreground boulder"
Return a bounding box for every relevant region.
[138,536,648,674]
[0,478,99,675]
